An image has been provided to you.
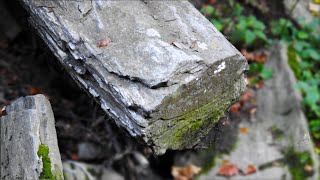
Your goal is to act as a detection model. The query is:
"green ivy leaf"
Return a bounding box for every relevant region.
[255,30,267,41]
[245,30,256,46]
[201,5,215,15]
[260,67,273,80]
[211,19,223,31]
[297,31,309,39]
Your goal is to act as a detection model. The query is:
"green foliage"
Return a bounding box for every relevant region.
[284,149,314,180]
[272,18,320,129]
[248,63,273,80]
[200,2,268,48]
[200,1,320,144]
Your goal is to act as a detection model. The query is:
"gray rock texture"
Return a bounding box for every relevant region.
[0,94,63,180]
[63,161,124,180]
[19,0,247,154]
[77,142,103,161]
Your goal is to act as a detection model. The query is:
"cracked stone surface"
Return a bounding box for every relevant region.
[0,94,63,180]
[20,0,247,154]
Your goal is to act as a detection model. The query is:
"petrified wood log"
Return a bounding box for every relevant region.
[0,95,63,180]
[19,0,247,154]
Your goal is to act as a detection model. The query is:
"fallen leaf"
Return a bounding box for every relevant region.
[29,87,42,95]
[209,0,217,5]
[241,49,255,61]
[240,127,249,134]
[241,49,267,63]
[0,106,6,117]
[97,37,112,48]
[70,153,79,160]
[229,102,241,113]
[254,52,267,64]
[255,81,265,89]
[171,164,202,180]
[217,162,239,177]
[245,164,256,175]
[240,90,253,104]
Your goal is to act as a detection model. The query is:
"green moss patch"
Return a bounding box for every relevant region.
[37,144,63,180]
[37,144,54,179]
[287,45,301,79]
[284,148,314,180]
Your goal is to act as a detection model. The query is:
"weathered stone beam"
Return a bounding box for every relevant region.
[0,95,63,180]
[19,0,247,154]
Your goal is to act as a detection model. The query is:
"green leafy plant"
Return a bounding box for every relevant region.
[201,2,268,48]
[272,17,320,141]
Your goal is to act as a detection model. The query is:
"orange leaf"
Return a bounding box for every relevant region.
[29,87,42,95]
[241,49,255,61]
[254,52,267,64]
[97,37,112,47]
[240,90,253,104]
[171,164,202,180]
[229,102,241,113]
[240,127,249,134]
[217,162,239,177]
[241,49,267,63]
[245,164,256,175]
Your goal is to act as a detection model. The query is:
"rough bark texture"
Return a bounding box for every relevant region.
[19,0,247,154]
[0,94,63,180]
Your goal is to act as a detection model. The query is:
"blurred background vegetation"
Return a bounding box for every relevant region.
[197,0,320,153]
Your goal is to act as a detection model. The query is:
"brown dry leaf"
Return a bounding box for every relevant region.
[240,127,249,134]
[208,0,217,5]
[0,106,6,117]
[70,153,79,160]
[29,87,42,95]
[97,37,112,47]
[245,164,256,175]
[254,52,267,64]
[241,49,267,64]
[255,81,265,89]
[229,102,241,113]
[217,162,239,177]
[240,90,253,104]
[241,49,255,61]
[171,164,202,180]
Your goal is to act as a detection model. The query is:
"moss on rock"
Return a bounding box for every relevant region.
[37,144,62,180]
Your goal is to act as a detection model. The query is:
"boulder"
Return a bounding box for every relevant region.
[0,94,63,180]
